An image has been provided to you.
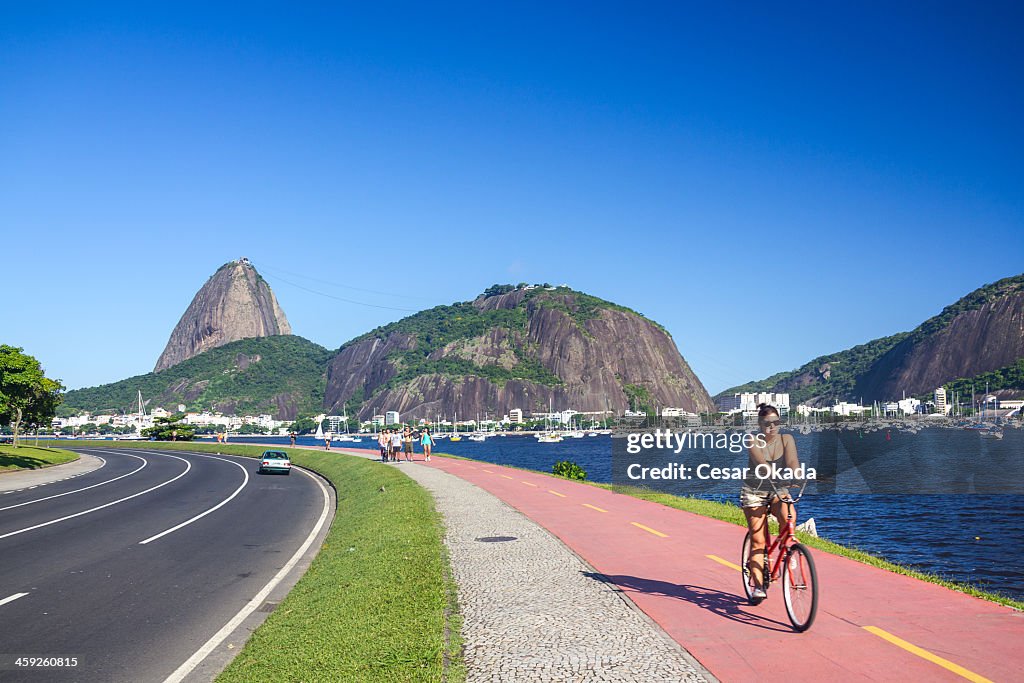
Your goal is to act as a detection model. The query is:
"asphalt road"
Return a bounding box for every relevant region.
[0,447,331,683]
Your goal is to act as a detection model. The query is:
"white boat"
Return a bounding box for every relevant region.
[467,434,486,442]
[537,432,563,443]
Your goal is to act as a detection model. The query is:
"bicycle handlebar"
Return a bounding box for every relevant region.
[753,479,809,504]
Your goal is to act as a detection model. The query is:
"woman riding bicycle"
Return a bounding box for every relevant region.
[741,403,800,601]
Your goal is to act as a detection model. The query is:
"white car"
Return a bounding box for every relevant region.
[258,450,291,475]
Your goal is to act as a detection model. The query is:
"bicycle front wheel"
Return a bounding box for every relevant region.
[782,543,818,632]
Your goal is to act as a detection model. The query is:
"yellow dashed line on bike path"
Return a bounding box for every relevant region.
[482,469,495,474]
[548,490,567,497]
[631,522,668,538]
[707,554,742,571]
[863,626,992,683]
[521,481,539,487]
[582,503,608,513]
[500,474,514,480]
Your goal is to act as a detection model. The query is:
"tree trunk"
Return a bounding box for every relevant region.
[12,407,22,447]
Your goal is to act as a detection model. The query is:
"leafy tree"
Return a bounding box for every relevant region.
[238,423,269,435]
[290,416,318,434]
[483,284,516,298]
[0,345,65,447]
[142,413,196,441]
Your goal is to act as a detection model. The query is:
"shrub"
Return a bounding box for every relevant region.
[552,460,587,480]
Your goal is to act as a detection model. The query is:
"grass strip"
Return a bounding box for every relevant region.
[49,441,464,683]
[0,444,79,472]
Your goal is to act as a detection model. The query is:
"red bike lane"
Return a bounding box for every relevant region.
[357,451,1020,683]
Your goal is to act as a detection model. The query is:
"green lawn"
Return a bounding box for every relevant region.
[0,444,79,472]
[46,441,464,683]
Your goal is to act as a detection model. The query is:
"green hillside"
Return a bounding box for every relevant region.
[937,358,1024,399]
[718,273,1024,405]
[62,335,331,418]
[716,333,910,406]
[336,285,661,394]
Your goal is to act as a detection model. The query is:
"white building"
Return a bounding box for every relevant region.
[934,387,949,415]
[508,408,523,424]
[832,401,871,416]
[883,398,921,416]
[385,411,400,425]
[718,392,790,416]
[326,415,347,432]
[371,414,386,427]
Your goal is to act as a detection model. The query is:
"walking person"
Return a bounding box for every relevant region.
[289,432,297,447]
[390,429,403,463]
[402,426,415,461]
[378,430,389,462]
[420,427,434,461]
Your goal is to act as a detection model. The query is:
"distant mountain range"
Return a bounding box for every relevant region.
[62,262,1024,419]
[63,268,714,420]
[717,274,1024,405]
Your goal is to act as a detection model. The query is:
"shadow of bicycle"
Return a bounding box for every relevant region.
[583,571,794,633]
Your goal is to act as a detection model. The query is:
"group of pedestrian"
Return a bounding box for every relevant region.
[378,426,434,463]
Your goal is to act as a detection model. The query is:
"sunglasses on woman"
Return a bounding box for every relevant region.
[759,419,782,428]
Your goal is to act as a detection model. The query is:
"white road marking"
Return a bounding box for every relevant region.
[162,465,331,683]
[139,454,250,545]
[0,592,29,607]
[0,455,192,542]
[0,456,151,512]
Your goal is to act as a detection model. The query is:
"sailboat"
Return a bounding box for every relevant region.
[449,412,462,441]
[117,390,149,440]
[468,412,488,441]
[314,422,325,440]
[536,399,563,442]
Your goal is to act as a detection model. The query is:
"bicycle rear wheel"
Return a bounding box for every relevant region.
[782,543,818,631]
[740,532,759,603]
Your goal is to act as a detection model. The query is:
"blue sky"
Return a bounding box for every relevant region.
[2,2,1022,395]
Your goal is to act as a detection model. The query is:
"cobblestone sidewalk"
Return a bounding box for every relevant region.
[397,461,714,682]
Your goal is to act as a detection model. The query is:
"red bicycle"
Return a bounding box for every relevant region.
[740,481,819,632]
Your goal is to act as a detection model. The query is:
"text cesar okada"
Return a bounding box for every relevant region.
[623,429,817,482]
[626,461,817,481]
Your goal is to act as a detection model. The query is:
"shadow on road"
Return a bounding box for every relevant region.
[583,571,794,633]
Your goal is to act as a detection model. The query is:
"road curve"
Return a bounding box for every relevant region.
[0,448,332,683]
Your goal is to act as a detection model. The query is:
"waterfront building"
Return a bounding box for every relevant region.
[385,411,400,425]
[371,414,385,427]
[718,392,790,416]
[934,387,949,415]
[509,408,523,424]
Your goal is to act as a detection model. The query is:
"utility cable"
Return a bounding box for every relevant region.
[256,262,435,302]
[260,270,420,313]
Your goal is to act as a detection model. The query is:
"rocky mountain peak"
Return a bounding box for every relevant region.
[154,259,292,372]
